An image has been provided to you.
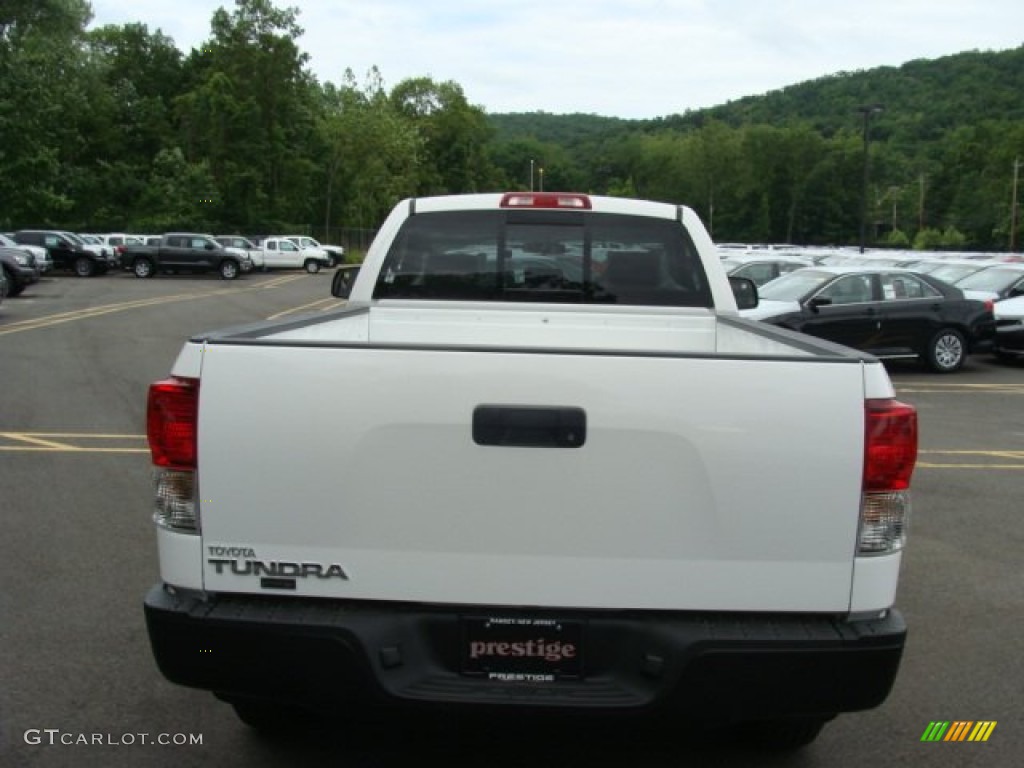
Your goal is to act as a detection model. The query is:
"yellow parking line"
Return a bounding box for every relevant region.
[2,432,145,439]
[259,274,305,290]
[897,382,1024,395]
[918,463,1024,469]
[920,449,1024,459]
[917,448,1024,469]
[0,448,150,454]
[0,432,148,453]
[0,291,235,335]
[266,297,340,320]
[1,433,77,449]
[0,277,313,335]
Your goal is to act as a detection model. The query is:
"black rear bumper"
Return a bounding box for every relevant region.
[144,585,905,722]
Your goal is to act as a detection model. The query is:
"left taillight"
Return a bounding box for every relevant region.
[148,377,198,468]
[147,377,200,532]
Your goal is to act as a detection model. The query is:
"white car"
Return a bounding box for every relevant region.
[258,236,331,273]
[955,263,1024,301]
[719,253,813,286]
[282,235,344,267]
[215,236,264,269]
[992,294,1024,359]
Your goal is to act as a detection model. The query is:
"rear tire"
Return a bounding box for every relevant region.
[926,328,966,372]
[735,717,828,751]
[229,699,324,735]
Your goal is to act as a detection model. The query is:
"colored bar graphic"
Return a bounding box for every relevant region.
[968,722,997,742]
[945,721,972,741]
[921,721,996,742]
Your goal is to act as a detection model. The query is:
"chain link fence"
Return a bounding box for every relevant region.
[307,227,377,260]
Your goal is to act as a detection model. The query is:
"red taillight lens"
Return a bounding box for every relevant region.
[864,399,917,491]
[500,192,591,210]
[147,377,198,469]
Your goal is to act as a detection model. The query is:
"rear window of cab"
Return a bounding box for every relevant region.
[373,210,713,307]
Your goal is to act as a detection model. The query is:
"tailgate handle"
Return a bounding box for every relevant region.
[473,405,586,448]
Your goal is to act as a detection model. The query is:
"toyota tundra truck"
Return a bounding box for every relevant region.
[143,192,917,749]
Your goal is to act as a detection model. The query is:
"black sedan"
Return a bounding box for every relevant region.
[742,266,995,372]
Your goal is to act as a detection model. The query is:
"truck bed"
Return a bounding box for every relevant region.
[175,302,887,613]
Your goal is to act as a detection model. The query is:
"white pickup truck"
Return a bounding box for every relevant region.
[255,236,332,273]
[143,192,917,749]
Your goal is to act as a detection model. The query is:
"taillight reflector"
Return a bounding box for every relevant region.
[500,192,591,210]
[864,399,917,492]
[147,377,199,469]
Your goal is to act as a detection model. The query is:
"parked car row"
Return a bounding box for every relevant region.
[0,229,346,298]
[118,233,343,277]
[722,245,1024,372]
[4,230,116,277]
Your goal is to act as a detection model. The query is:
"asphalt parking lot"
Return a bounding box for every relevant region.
[1,271,1021,767]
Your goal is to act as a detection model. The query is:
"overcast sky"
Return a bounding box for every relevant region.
[88,1,1024,119]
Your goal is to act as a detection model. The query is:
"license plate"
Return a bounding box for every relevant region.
[461,616,583,681]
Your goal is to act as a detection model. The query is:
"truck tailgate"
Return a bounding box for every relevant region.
[195,338,866,613]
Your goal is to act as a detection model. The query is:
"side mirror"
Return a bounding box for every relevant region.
[806,296,832,312]
[332,265,360,298]
[728,276,758,310]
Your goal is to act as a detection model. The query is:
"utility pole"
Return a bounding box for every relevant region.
[708,190,714,238]
[1011,157,1022,252]
[918,173,926,232]
[858,105,883,253]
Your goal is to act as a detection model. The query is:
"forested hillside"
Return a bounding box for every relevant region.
[2,0,1022,250]
[489,47,1024,249]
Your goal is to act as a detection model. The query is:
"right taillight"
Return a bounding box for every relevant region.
[859,399,917,555]
[147,377,200,532]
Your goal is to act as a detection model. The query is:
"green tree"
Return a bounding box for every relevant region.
[80,23,184,228]
[176,0,318,230]
[389,77,496,194]
[0,0,94,225]
[315,68,421,231]
[135,147,218,231]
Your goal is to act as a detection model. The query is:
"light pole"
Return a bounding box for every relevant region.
[530,159,535,191]
[1011,157,1021,252]
[538,167,545,192]
[858,105,883,253]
